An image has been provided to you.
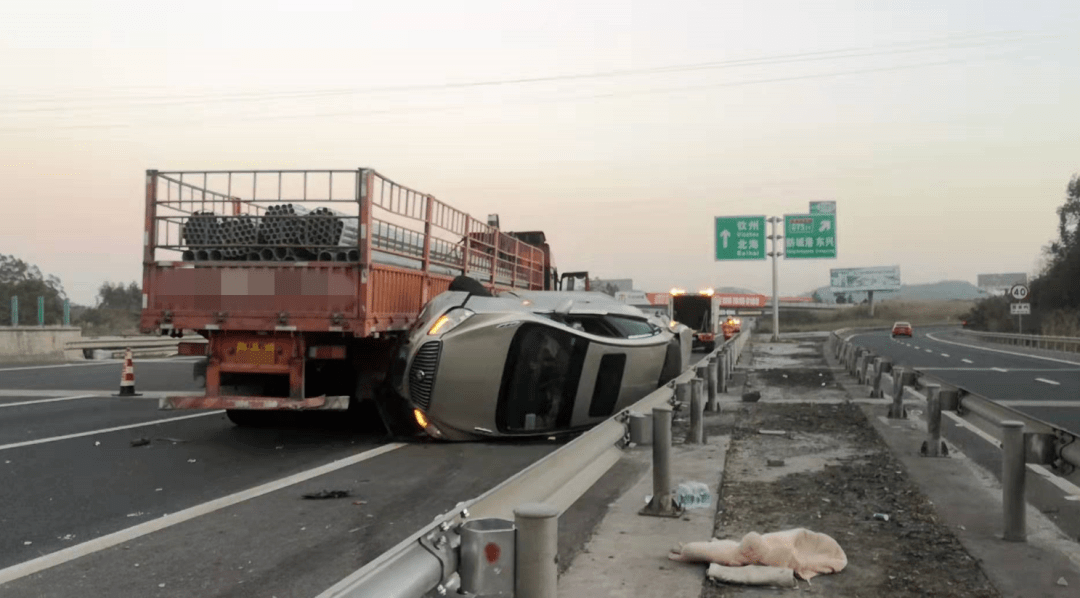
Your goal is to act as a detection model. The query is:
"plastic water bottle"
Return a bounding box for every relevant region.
[695,482,713,509]
[675,482,712,509]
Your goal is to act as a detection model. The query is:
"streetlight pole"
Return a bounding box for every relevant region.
[768,216,782,342]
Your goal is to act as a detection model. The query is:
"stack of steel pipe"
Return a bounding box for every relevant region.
[181,204,365,262]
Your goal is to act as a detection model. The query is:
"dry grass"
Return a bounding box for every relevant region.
[1041,310,1080,337]
[757,300,975,333]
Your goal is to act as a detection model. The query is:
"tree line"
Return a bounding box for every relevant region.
[0,253,141,332]
[963,174,1080,335]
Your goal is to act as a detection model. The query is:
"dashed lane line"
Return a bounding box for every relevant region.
[0,394,97,409]
[0,412,222,452]
[0,443,404,585]
[924,332,1080,366]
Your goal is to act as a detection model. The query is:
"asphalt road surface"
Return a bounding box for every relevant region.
[0,358,561,597]
[849,326,1080,435]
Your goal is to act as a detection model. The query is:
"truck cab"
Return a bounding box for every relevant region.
[669,288,722,352]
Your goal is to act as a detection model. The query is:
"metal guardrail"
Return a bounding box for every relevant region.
[65,336,206,359]
[829,331,1080,474]
[957,330,1080,354]
[317,325,753,598]
[830,331,1080,543]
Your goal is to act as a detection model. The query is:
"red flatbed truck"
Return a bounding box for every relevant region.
[139,169,571,429]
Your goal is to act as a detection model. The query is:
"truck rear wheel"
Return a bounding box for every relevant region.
[225,409,277,427]
[353,370,422,439]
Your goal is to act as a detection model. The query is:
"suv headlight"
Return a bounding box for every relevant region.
[428,308,474,336]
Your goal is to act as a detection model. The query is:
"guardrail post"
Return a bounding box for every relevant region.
[514,503,559,598]
[628,411,652,445]
[687,378,704,444]
[706,355,718,411]
[923,383,943,457]
[675,381,690,407]
[939,388,959,411]
[872,359,890,398]
[719,349,729,394]
[1001,421,1027,542]
[856,352,869,382]
[640,407,682,518]
[850,348,862,375]
[460,517,516,597]
[888,366,906,418]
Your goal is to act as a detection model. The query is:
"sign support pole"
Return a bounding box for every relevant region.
[768,216,782,342]
[868,290,875,317]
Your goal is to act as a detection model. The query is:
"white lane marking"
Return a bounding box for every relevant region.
[991,367,1008,373]
[999,400,1080,407]
[0,394,97,409]
[0,443,404,584]
[0,412,222,452]
[0,358,203,373]
[941,353,950,358]
[1027,463,1080,502]
[918,368,1080,372]
[1035,378,1061,386]
[925,349,934,353]
[925,332,1080,366]
[914,346,921,350]
[0,390,202,399]
[962,358,974,364]
[943,411,1002,448]
[0,362,120,372]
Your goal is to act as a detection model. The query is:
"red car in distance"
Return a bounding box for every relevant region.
[891,321,913,338]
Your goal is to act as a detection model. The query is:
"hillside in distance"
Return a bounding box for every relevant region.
[805,280,991,303]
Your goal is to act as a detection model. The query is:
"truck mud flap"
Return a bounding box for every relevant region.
[160,395,350,411]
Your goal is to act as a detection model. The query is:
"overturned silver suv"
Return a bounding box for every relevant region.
[391,285,693,441]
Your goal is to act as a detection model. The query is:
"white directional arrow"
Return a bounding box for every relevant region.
[819,219,832,233]
[720,229,731,248]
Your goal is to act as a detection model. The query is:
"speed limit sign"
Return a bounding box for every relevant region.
[1009,284,1029,301]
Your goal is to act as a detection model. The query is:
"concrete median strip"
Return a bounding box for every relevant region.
[0,442,404,585]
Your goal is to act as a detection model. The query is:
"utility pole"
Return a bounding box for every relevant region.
[767,216,782,341]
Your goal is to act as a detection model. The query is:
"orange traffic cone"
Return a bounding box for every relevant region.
[114,347,142,397]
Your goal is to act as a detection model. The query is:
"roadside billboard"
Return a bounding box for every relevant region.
[977,273,1027,294]
[716,294,768,308]
[830,266,901,293]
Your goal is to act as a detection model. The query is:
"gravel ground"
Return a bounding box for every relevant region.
[698,395,1001,596]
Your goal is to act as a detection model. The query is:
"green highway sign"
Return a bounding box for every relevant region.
[810,200,836,215]
[784,213,836,259]
[715,215,767,260]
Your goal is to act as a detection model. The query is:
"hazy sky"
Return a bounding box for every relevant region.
[2,1,1078,306]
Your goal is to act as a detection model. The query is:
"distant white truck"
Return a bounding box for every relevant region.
[615,291,669,320]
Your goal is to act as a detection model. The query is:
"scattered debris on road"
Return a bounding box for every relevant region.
[129,438,150,447]
[708,401,1001,597]
[302,489,351,500]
